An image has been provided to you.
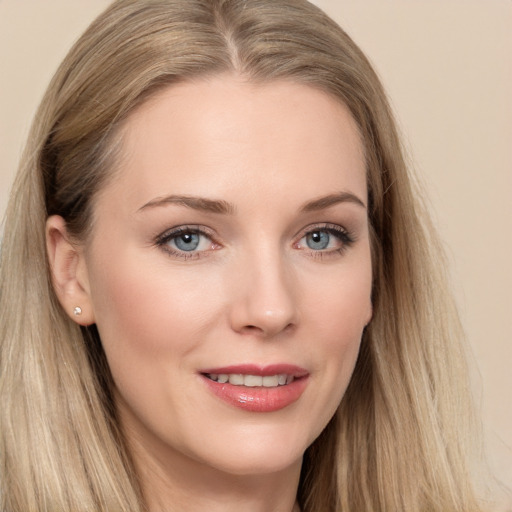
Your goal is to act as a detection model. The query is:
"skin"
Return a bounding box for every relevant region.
[47,75,373,512]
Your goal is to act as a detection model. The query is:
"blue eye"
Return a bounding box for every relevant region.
[173,232,200,251]
[156,227,215,258]
[297,225,354,255]
[306,231,330,250]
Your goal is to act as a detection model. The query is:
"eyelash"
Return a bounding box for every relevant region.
[296,224,355,259]
[155,226,218,260]
[155,223,355,260]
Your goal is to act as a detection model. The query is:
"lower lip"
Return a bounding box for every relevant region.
[201,375,309,412]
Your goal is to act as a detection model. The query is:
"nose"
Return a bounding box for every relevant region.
[228,251,298,338]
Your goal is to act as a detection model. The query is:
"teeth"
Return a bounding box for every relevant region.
[229,374,244,385]
[262,375,279,387]
[244,375,262,387]
[207,373,293,387]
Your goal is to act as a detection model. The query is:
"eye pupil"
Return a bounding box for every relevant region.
[306,231,330,250]
[174,232,200,251]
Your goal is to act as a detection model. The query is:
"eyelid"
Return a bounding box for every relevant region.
[295,222,352,240]
[155,225,220,259]
[294,222,356,255]
[155,225,215,243]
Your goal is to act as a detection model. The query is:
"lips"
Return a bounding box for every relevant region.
[199,364,309,413]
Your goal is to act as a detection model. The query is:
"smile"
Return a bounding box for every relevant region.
[205,373,294,387]
[200,364,309,412]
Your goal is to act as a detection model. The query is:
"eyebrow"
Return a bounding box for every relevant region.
[138,190,366,215]
[138,195,235,214]
[300,191,366,212]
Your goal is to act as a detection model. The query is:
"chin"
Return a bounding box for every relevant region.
[207,450,304,478]
[185,422,315,477]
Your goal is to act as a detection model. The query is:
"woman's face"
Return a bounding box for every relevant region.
[79,76,372,478]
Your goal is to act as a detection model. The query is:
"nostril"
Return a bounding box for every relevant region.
[239,322,295,337]
[241,325,263,333]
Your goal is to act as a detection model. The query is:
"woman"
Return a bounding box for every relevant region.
[0,0,486,510]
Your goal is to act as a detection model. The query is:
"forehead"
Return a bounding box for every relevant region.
[98,75,366,210]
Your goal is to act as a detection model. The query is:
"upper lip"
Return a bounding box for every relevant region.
[199,364,309,377]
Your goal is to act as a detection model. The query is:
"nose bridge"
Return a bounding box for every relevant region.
[229,240,297,337]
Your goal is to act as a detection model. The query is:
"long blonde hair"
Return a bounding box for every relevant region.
[0,0,484,510]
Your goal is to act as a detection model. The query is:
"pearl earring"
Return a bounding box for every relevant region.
[73,306,82,316]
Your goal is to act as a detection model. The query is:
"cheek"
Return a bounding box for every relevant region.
[307,258,372,383]
[309,257,372,338]
[291,266,370,445]
[86,249,222,367]
[315,287,367,376]
[85,253,227,438]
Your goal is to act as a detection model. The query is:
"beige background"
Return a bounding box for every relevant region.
[1,0,511,504]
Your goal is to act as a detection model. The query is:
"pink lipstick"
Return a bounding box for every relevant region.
[199,364,309,412]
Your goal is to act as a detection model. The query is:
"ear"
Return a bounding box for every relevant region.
[46,215,95,326]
